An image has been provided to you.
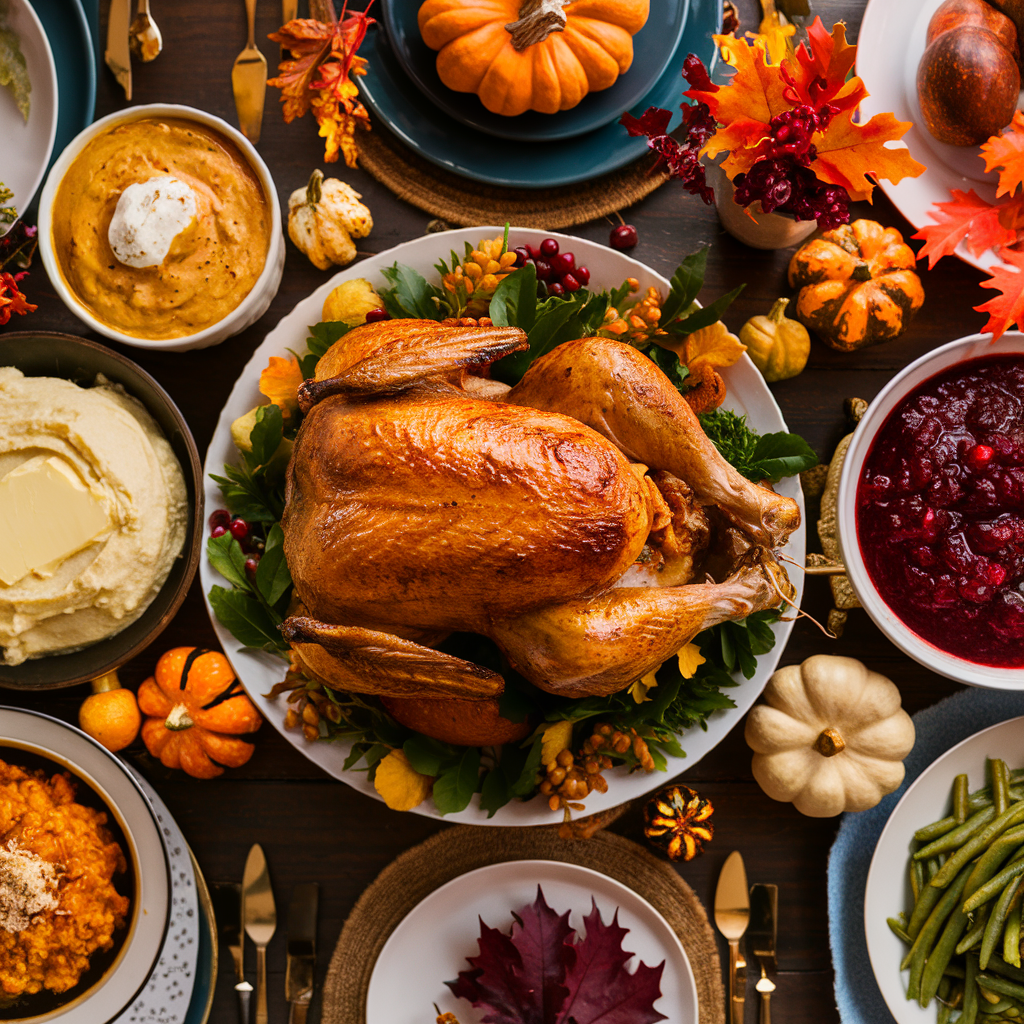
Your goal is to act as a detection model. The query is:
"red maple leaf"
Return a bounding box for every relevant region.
[913,189,1019,267]
[981,112,1024,199]
[556,900,667,1024]
[786,18,861,110]
[446,888,666,1024]
[975,247,1024,339]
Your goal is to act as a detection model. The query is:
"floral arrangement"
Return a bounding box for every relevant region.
[0,218,37,326]
[915,112,1024,340]
[622,18,925,228]
[207,232,817,820]
[268,0,374,167]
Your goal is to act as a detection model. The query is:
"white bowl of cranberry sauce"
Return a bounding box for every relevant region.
[837,333,1024,688]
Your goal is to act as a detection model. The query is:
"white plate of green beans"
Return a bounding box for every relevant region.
[866,717,1024,1024]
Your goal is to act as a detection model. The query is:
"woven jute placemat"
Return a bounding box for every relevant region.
[322,826,724,1024]
[357,125,671,229]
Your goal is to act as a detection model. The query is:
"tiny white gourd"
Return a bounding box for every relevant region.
[744,655,915,817]
[287,169,373,271]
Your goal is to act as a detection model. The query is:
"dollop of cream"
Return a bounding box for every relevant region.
[108,176,197,269]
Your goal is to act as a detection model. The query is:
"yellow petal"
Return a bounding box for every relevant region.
[540,720,574,767]
[259,355,304,419]
[677,643,707,679]
[682,321,747,373]
[373,750,433,811]
[629,669,659,704]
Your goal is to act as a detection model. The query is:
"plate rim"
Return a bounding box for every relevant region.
[864,715,1024,1024]
[365,858,699,1024]
[198,225,805,825]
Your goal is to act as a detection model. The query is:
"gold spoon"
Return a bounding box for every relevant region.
[129,0,162,62]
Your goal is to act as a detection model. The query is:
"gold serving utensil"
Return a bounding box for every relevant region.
[232,0,267,144]
[243,844,277,1024]
[714,851,750,1024]
[129,0,162,62]
[104,0,133,100]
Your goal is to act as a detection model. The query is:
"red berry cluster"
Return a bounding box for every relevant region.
[512,238,591,298]
[764,103,836,164]
[732,158,849,229]
[209,509,262,577]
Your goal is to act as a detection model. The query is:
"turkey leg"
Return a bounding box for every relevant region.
[506,337,800,548]
[490,549,795,698]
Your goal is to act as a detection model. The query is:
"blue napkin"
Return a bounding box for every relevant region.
[829,687,1024,1023]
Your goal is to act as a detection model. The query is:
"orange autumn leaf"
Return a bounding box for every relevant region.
[914,189,1019,267]
[687,34,790,127]
[787,19,860,110]
[259,354,304,419]
[975,247,1024,339]
[981,112,1024,199]
[811,108,925,202]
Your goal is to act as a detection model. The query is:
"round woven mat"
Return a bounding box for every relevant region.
[357,125,671,229]
[322,826,724,1024]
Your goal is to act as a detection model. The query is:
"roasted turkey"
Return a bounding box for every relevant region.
[280,318,800,743]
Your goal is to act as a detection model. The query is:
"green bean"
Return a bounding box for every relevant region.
[966,862,1024,915]
[982,956,1024,984]
[958,773,973,823]
[904,864,973,979]
[917,806,1000,861]
[1005,896,1023,969]
[983,878,1024,970]
[913,856,925,901]
[977,974,1024,1003]
[921,900,972,1006]
[929,857,945,881]
[980,996,1016,1014]
[960,905,993,954]
[915,777,1024,842]
[888,916,913,944]
[939,976,954,1024]
[948,964,968,979]
[964,825,1024,907]
[932,803,1024,890]
[966,954,982,1024]
[909,882,946,941]
[995,762,1012,817]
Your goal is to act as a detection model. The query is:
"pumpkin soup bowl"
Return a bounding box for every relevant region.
[836,331,1024,689]
[37,104,285,353]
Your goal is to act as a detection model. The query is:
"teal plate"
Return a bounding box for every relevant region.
[31,0,96,176]
[380,0,689,142]
[358,0,722,189]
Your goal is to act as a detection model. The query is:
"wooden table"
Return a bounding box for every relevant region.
[2,0,992,1019]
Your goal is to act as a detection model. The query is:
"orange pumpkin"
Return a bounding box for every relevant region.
[418,0,650,117]
[139,648,262,779]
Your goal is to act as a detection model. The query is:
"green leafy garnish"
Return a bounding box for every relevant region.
[700,408,817,482]
[0,3,30,123]
[379,262,445,320]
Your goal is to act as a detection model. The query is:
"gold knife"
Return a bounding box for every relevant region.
[243,844,277,1024]
[714,851,750,1024]
[104,0,133,101]
[232,0,268,144]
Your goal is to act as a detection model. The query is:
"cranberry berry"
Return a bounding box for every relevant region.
[539,237,560,258]
[364,307,390,323]
[209,509,230,532]
[610,224,639,250]
[229,518,250,542]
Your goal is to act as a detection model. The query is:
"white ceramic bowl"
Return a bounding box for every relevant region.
[837,332,1024,688]
[37,104,285,353]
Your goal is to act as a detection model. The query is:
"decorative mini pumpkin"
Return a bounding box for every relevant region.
[642,784,714,861]
[745,655,915,817]
[287,169,373,271]
[739,297,811,383]
[139,648,262,779]
[787,220,925,352]
[418,0,650,117]
[78,671,141,753]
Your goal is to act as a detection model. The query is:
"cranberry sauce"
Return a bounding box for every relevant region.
[856,355,1024,668]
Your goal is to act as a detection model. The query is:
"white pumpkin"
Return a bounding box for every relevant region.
[744,655,915,817]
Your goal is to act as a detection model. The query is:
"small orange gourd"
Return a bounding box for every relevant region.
[787,220,925,352]
[79,672,141,753]
[418,0,650,117]
[139,648,262,779]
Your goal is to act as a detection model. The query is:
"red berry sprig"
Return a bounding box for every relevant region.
[511,238,591,297]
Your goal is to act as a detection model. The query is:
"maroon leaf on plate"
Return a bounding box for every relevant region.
[447,918,527,1024]
[510,886,576,1023]
[556,901,667,1024]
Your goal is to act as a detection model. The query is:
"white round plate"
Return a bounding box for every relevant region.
[0,707,170,1024]
[857,0,1010,275]
[865,716,1024,1024]
[200,226,806,824]
[365,859,698,1024]
[0,0,57,237]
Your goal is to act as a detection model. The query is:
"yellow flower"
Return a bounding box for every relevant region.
[374,750,433,811]
[629,669,659,704]
[677,643,706,679]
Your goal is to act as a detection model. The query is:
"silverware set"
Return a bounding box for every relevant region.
[715,852,778,1024]
[214,845,318,1024]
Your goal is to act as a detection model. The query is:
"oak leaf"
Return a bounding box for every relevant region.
[259,354,304,419]
[787,18,860,110]
[913,189,1018,267]
[980,112,1024,199]
[676,643,706,679]
[974,247,1024,340]
[373,749,432,811]
[629,669,659,704]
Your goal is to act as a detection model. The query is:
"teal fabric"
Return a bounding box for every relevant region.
[828,688,1024,1022]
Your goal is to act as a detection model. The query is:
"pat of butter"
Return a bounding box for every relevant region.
[0,456,111,587]
[108,176,198,269]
